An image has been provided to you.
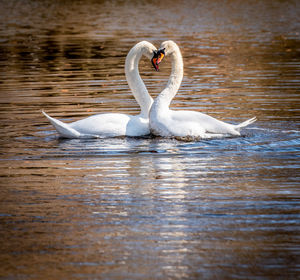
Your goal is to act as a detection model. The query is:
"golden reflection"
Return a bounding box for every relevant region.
[0,0,299,279]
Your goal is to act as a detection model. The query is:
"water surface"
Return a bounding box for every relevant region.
[0,1,299,279]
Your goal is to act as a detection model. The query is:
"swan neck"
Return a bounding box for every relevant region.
[158,47,183,107]
[125,44,153,118]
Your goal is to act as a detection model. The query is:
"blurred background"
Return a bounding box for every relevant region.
[0,0,299,279]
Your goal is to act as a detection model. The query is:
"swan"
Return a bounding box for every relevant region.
[43,41,156,138]
[150,40,256,138]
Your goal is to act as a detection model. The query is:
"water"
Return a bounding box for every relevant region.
[0,0,299,279]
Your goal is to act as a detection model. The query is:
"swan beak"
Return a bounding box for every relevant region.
[151,56,160,71]
[157,53,164,64]
[151,49,165,71]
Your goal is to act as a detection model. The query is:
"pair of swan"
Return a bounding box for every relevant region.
[43,40,256,139]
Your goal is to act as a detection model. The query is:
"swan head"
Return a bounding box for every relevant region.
[151,40,180,71]
[151,48,165,71]
[160,40,180,56]
[129,41,158,60]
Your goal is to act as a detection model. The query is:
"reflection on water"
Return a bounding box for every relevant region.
[0,0,299,279]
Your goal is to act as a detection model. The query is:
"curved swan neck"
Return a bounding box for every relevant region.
[125,42,154,118]
[156,42,183,108]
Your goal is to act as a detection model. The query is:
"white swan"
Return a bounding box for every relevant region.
[150,40,256,138]
[43,41,156,138]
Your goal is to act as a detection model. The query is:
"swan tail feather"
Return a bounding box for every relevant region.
[42,110,81,138]
[235,116,257,131]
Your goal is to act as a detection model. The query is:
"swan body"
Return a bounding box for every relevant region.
[42,111,149,138]
[150,40,256,138]
[43,41,156,138]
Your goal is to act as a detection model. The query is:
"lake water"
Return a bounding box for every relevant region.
[0,0,299,279]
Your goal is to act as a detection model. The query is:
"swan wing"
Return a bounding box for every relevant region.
[69,113,129,137]
[70,113,150,137]
[235,116,257,131]
[170,110,240,136]
[42,111,81,138]
[43,111,150,138]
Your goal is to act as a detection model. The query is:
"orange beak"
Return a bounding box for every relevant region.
[152,57,159,71]
[157,53,164,65]
[151,50,165,71]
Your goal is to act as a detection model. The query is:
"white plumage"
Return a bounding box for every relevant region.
[43,41,156,138]
[150,40,256,138]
